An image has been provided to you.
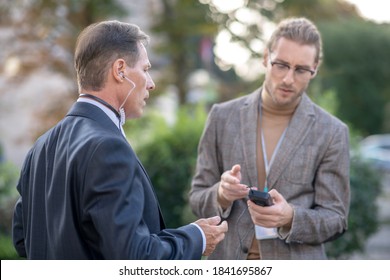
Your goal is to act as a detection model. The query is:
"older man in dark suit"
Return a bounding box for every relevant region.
[12,20,227,259]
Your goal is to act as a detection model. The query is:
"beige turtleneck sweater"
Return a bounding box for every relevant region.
[247,89,300,260]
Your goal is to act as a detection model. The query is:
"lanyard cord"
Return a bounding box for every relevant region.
[261,127,287,192]
[258,97,288,192]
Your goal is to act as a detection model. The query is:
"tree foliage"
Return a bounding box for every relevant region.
[271,0,360,22]
[319,19,390,135]
[132,106,207,227]
[0,146,19,248]
[1,0,126,76]
[150,0,219,105]
[325,155,382,258]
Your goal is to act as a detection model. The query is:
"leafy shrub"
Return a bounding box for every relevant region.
[325,156,382,259]
[311,87,382,258]
[0,146,20,259]
[0,235,20,260]
[131,105,207,228]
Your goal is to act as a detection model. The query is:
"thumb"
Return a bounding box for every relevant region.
[269,189,281,202]
[208,216,222,226]
[231,164,241,176]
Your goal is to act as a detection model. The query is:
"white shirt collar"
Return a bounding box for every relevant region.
[77,97,126,137]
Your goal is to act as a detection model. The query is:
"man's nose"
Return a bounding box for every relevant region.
[282,68,295,84]
[147,74,155,91]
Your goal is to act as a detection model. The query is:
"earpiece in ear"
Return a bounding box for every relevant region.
[119,72,124,78]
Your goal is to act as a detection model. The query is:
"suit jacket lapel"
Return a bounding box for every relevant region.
[67,102,122,136]
[267,94,316,189]
[136,158,166,229]
[240,89,261,187]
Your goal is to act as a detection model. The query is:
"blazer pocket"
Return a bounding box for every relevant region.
[283,146,316,184]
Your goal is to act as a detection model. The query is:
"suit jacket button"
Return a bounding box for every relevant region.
[242,247,248,253]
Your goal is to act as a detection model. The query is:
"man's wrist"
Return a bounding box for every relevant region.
[283,204,294,229]
[217,185,232,210]
[191,223,206,254]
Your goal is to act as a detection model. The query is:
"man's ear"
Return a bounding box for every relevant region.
[311,64,319,79]
[262,48,269,67]
[113,59,126,82]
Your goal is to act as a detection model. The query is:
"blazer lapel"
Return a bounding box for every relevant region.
[267,94,316,189]
[240,89,261,187]
[67,102,122,136]
[136,157,166,229]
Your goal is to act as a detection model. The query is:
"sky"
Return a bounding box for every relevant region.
[346,0,390,23]
[210,0,390,23]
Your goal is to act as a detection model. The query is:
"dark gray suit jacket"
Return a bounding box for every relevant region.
[13,102,202,259]
[190,88,350,259]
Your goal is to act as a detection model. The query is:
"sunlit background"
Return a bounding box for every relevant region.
[347,0,390,23]
[0,0,389,260]
[212,0,390,81]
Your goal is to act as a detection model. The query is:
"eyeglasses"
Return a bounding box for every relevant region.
[268,52,316,82]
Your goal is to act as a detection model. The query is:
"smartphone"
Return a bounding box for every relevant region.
[248,189,273,206]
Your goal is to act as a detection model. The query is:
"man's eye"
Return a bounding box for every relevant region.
[295,68,309,74]
[275,63,289,70]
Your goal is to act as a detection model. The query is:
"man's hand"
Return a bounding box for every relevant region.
[194,216,228,256]
[247,189,294,229]
[218,164,250,209]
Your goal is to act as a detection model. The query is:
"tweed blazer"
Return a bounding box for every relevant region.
[13,101,203,259]
[189,88,350,259]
